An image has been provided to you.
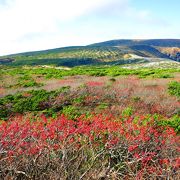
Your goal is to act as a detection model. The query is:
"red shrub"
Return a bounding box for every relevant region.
[0,114,179,179]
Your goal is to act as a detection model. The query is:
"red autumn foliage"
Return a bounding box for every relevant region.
[86,81,104,87]
[0,114,179,179]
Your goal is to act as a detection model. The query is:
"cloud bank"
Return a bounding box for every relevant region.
[0,0,177,55]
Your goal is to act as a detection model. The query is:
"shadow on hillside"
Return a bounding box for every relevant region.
[7,58,148,67]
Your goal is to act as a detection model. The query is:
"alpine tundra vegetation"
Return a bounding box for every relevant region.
[0,0,180,179]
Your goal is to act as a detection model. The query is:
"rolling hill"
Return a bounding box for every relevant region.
[90,39,180,47]
[0,39,180,67]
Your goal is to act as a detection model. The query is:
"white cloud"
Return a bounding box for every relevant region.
[0,0,128,37]
[0,0,130,55]
[0,0,174,55]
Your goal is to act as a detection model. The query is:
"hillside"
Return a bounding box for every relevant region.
[0,39,180,67]
[1,39,180,180]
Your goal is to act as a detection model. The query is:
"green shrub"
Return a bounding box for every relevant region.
[61,105,81,119]
[17,75,43,87]
[122,107,134,117]
[0,87,70,119]
[97,103,109,110]
[21,81,41,87]
[154,73,173,78]
[73,95,85,104]
[168,81,180,97]
[158,115,180,133]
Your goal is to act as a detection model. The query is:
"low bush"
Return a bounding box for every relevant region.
[0,114,179,179]
[158,115,180,133]
[1,66,180,81]
[0,87,70,119]
[168,81,180,97]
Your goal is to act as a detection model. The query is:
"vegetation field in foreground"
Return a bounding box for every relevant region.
[0,65,180,179]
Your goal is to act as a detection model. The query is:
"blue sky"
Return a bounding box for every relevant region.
[0,0,179,55]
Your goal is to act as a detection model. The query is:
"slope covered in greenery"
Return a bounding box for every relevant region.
[0,39,180,67]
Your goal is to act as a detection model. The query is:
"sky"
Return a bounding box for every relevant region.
[0,0,179,55]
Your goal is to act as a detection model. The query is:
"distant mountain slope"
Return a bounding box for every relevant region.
[0,39,180,67]
[90,39,180,47]
[129,45,170,58]
[157,47,180,61]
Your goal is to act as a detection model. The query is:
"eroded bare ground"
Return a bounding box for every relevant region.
[1,73,180,96]
[1,74,179,118]
[0,73,180,97]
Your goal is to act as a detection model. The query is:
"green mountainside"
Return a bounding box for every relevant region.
[90,39,180,47]
[0,39,180,67]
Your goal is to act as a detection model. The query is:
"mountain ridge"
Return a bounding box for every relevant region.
[1,39,180,67]
[89,39,180,47]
